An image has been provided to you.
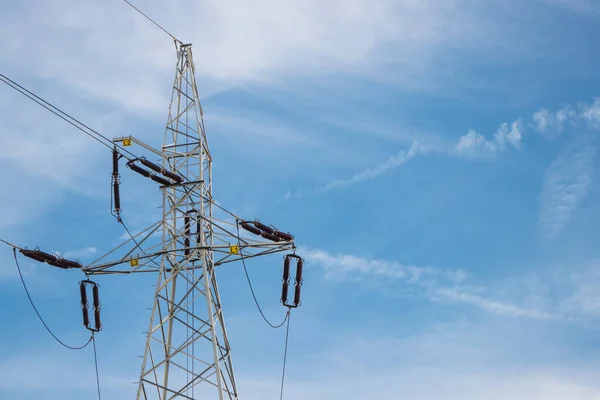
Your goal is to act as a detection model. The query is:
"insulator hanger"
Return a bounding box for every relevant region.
[126,157,183,186]
[111,147,122,222]
[20,248,82,270]
[238,220,295,243]
[184,209,200,256]
[281,254,303,308]
[80,280,101,332]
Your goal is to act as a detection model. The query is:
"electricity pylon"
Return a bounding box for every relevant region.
[81,41,296,399]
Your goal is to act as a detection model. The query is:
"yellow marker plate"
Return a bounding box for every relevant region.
[229,245,239,255]
[130,258,139,267]
[123,138,132,146]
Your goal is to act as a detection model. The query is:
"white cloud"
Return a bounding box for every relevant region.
[434,287,557,320]
[61,246,98,260]
[455,119,523,158]
[538,139,595,239]
[0,0,488,114]
[302,246,466,285]
[282,118,523,201]
[533,97,600,136]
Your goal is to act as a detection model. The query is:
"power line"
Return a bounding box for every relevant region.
[279,310,292,400]
[122,0,180,43]
[12,248,93,350]
[0,73,138,160]
[236,224,289,329]
[92,334,102,400]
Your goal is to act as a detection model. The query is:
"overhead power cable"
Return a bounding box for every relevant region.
[92,334,102,400]
[236,224,289,329]
[0,73,139,160]
[12,248,93,350]
[122,0,180,43]
[279,310,292,400]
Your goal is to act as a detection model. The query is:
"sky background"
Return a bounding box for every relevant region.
[1,0,600,399]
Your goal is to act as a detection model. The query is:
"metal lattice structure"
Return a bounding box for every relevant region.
[80,42,296,399]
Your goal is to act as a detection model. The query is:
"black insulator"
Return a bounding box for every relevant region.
[261,231,281,242]
[240,222,261,236]
[128,162,151,178]
[112,149,119,176]
[150,174,172,186]
[36,250,58,264]
[92,284,100,309]
[82,305,90,328]
[113,181,121,213]
[79,282,88,305]
[94,308,102,331]
[139,158,163,174]
[20,249,47,263]
[294,259,304,284]
[283,256,291,282]
[196,221,201,244]
[293,284,302,306]
[162,170,183,183]
[253,221,275,234]
[184,215,191,256]
[281,281,289,304]
[274,231,294,241]
[80,282,89,328]
[50,259,82,269]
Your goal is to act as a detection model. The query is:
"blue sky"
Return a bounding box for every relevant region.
[2,0,600,399]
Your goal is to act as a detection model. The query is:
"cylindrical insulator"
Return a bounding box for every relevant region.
[196,221,201,245]
[79,282,88,305]
[92,285,100,309]
[36,250,58,264]
[112,149,119,176]
[82,305,90,328]
[240,222,262,236]
[283,256,290,282]
[94,308,102,331]
[150,174,171,186]
[281,281,289,304]
[274,231,294,241]
[113,182,121,213]
[253,221,275,234]
[139,158,163,174]
[184,215,191,255]
[55,259,82,269]
[261,231,281,242]
[295,259,304,284]
[20,250,47,263]
[162,170,183,183]
[293,284,302,306]
[128,162,151,178]
[80,282,90,328]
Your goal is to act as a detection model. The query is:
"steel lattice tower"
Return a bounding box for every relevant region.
[7,40,297,399]
[134,42,237,399]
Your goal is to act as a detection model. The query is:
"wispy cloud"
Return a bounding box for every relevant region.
[281,119,523,201]
[302,247,563,320]
[302,246,466,285]
[433,287,556,320]
[538,139,596,239]
[455,120,523,158]
[61,246,98,260]
[532,97,600,136]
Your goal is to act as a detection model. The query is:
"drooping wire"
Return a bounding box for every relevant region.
[122,0,180,43]
[0,73,138,161]
[236,223,289,329]
[279,309,292,400]
[118,217,162,268]
[92,334,102,400]
[12,248,93,350]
